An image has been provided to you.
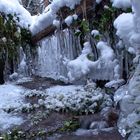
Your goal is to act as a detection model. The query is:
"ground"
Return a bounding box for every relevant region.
[0,76,123,140]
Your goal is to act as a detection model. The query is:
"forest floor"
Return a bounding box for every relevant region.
[0,76,124,140]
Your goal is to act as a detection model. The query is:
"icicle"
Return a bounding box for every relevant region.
[36,29,81,81]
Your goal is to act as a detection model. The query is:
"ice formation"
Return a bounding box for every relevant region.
[37,29,82,81]
[115,64,140,139]
[114,0,140,139]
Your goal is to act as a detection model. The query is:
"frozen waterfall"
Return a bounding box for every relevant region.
[36,29,82,81]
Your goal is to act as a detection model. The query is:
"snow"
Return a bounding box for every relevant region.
[1,0,81,34]
[114,13,134,42]
[30,11,56,35]
[0,83,106,130]
[114,0,140,62]
[0,84,25,130]
[42,84,110,114]
[73,14,78,20]
[0,0,33,28]
[105,79,125,89]
[97,41,115,61]
[1,0,140,138]
[115,64,140,139]
[111,0,131,9]
[91,30,100,37]
[64,14,78,26]
[30,0,81,35]
[0,110,23,130]
[66,41,117,81]
[0,84,24,109]
[21,81,112,116]
[65,15,73,26]
[9,72,19,81]
[53,19,60,27]
[67,42,96,81]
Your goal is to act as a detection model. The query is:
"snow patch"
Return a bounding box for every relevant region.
[0,84,25,130]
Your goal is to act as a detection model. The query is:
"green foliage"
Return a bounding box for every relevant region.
[87,53,94,61]
[126,8,132,13]
[80,19,90,33]
[93,4,118,32]
[0,128,25,140]
[60,119,80,132]
[94,35,100,41]
[74,19,90,37]
[0,128,47,140]
[0,12,31,63]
